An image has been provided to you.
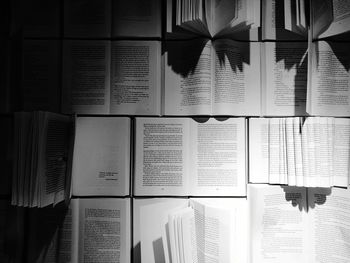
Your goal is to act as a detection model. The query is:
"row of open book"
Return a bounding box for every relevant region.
[3,0,350,41]
[2,184,350,262]
[10,113,350,207]
[1,38,350,116]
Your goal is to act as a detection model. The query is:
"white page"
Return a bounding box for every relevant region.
[192,198,248,263]
[136,198,188,263]
[308,187,350,262]
[110,41,161,115]
[249,184,308,263]
[72,117,130,196]
[248,118,269,183]
[309,41,350,116]
[263,42,307,116]
[64,0,111,38]
[77,198,130,263]
[268,118,281,184]
[333,118,350,186]
[134,118,191,196]
[164,40,213,115]
[62,40,111,114]
[286,118,296,185]
[112,0,161,37]
[190,118,246,196]
[212,40,261,116]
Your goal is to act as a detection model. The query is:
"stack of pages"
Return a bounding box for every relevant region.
[249,117,350,187]
[12,112,73,207]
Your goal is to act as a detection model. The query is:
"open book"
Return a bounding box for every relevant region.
[249,117,350,187]
[262,0,350,40]
[62,40,161,115]
[134,117,247,196]
[166,0,260,40]
[135,185,350,263]
[12,111,74,208]
[164,39,308,116]
[72,117,131,196]
[249,184,350,263]
[64,0,161,38]
[306,40,350,116]
[134,197,248,263]
[27,198,131,263]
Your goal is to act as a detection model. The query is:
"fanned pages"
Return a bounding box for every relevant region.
[249,117,350,187]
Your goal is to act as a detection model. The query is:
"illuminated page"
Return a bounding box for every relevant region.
[308,41,350,116]
[72,117,130,196]
[163,39,213,115]
[110,41,161,115]
[249,184,308,263]
[263,42,307,116]
[248,118,269,183]
[134,118,191,196]
[77,198,130,263]
[308,187,350,262]
[190,118,247,196]
[212,39,261,116]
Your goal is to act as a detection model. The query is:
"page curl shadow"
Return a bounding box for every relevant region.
[215,39,250,73]
[281,186,307,211]
[308,187,332,209]
[153,237,166,263]
[164,38,209,78]
[275,42,308,113]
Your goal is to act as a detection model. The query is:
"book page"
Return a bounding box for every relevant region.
[262,0,306,40]
[26,203,75,263]
[78,198,130,263]
[308,187,350,262]
[317,0,350,38]
[249,184,308,263]
[38,113,72,208]
[134,118,191,196]
[311,0,333,38]
[22,40,61,112]
[211,0,236,36]
[135,198,188,263]
[72,117,130,196]
[309,41,350,116]
[110,41,161,115]
[64,0,111,38]
[190,199,232,263]
[190,118,247,196]
[62,40,111,114]
[191,198,248,263]
[248,118,269,183]
[263,42,307,115]
[112,0,161,37]
[163,39,213,115]
[212,39,261,115]
[333,118,350,186]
